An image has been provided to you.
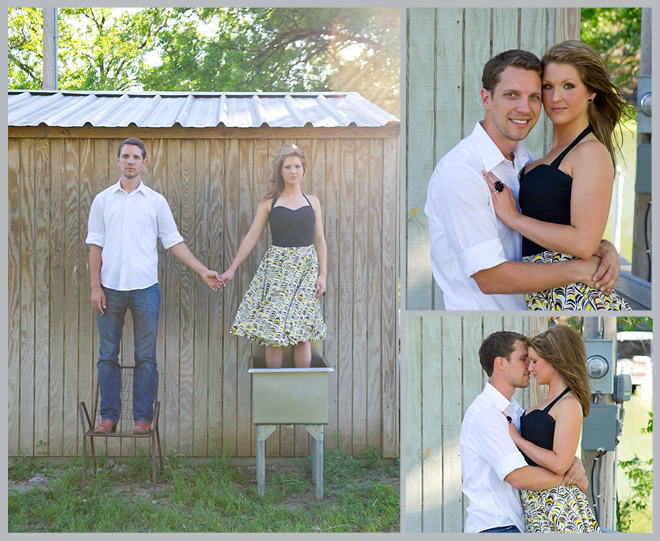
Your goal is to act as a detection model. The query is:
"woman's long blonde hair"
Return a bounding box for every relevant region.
[526,325,591,417]
[263,144,307,202]
[542,40,635,171]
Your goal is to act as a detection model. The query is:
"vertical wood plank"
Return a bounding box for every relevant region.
[19,139,35,455]
[236,139,254,457]
[8,139,22,456]
[406,9,437,310]
[193,139,210,457]
[207,138,225,454]
[62,139,80,456]
[337,139,355,453]
[178,139,196,453]
[420,318,444,532]
[48,139,65,456]
[34,139,50,453]
[322,138,340,451]
[366,139,383,451]
[351,138,369,456]
[78,138,95,454]
[381,136,399,458]
[222,137,240,455]
[165,138,182,453]
[149,138,170,451]
[441,317,463,532]
[405,317,423,533]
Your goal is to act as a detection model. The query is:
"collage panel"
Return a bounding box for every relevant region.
[8,6,401,534]
[405,315,653,533]
[406,7,652,311]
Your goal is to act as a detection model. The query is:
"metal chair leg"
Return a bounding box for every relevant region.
[82,436,87,489]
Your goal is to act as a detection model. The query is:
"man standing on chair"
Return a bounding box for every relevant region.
[86,138,221,435]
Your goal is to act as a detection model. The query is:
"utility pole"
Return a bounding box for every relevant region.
[582,318,617,531]
[632,8,652,281]
[42,8,58,90]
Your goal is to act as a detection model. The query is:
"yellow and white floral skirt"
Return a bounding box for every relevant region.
[524,251,631,311]
[521,485,601,533]
[230,244,327,347]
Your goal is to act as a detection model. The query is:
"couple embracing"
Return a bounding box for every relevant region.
[461,327,600,533]
[426,41,632,311]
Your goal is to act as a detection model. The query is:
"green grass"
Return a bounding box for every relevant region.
[8,449,400,533]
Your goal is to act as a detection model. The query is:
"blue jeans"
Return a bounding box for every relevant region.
[97,284,160,423]
[480,525,521,533]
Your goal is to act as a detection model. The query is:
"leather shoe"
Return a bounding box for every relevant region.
[133,421,152,434]
[93,420,116,434]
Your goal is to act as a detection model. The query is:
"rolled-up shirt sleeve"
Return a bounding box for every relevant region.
[468,407,528,481]
[428,164,508,277]
[85,196,105,247]
[156,196,184,249]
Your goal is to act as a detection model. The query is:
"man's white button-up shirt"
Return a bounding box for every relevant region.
[86,180,184,291]
[460,382,529,533]
[424,121,533,310]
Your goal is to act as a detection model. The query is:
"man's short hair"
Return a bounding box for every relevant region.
[118,138,147,160]
[479,331,527,377]
[482,49,543,94]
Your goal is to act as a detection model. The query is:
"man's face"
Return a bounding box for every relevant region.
[481,66,542,153]
[117,144,146,180]
[502,339,530,389]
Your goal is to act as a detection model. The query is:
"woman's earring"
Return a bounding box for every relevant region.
[588,98,593,103]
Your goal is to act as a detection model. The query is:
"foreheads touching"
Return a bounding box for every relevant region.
[479,331,527,377]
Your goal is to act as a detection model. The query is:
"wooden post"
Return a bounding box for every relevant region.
[42,8,58,90]
[632,8,652,281]
[581,318,617,530]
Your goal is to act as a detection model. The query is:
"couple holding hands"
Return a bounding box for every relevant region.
[87,139,326,436]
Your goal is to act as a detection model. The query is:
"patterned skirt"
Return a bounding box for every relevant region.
[524,251,631,311]
[521,485,601,533]
[230,244,327,347]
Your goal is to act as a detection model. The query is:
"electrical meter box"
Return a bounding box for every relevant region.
[614,373,632,403]
[582,402,617,451]
[584,339,615,395]
[637,74,652,134]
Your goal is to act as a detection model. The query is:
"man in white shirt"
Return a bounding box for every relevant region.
[86,138,221,435]
[424,49,619,310]
[460,331,588,533]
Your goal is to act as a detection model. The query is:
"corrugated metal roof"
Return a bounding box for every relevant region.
[8,90,399,129]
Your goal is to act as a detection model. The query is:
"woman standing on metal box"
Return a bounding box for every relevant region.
[218,144,327,368]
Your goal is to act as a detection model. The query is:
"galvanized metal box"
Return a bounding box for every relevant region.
[249,343,334,425]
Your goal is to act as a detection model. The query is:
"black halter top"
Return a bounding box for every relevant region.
[269,193,315,247]
[519,387,572,467]
[519,126,593,257]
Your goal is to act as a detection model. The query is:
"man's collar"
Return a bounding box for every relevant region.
[472,121,531,173]
[484,382,521,413]
[112,178,145,195]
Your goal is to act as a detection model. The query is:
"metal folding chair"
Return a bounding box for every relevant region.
[79,366,163,491]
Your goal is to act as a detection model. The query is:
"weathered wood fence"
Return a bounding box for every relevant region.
[8,128,399,460]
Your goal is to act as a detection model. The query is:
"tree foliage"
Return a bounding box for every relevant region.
[580,8,641,102]
[7,7,400,115]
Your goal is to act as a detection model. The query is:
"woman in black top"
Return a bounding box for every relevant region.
[218,144,327,368]
[507,325,600,532]
[484,40,631,310]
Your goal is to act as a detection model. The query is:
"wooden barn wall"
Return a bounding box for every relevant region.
[8,131,400,460]
[406,8,580,310]
[405,316,547,533]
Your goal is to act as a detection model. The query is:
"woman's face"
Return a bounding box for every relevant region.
[542,62,595,127]
[528,347,555,385]
[281,156,304,184]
